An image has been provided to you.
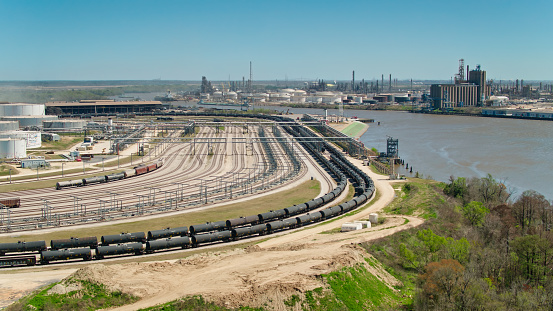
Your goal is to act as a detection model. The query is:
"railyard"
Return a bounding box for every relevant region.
[0,112,421,309]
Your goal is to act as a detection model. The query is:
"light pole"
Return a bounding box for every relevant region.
[61,162,65,177]
[102,157,105,172]
[36,166,39,180]
[8,169,11,184]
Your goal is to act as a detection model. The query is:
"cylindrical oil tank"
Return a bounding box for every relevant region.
[0,138,26,158]
[0,103,45,116]
[0,131,41,149]
[82,176,105,185]
[1,115,57,128]
[320,206,341,219]
[105,172,125,182]
[0,240,47,255]
[284,205,306,217]
[296,214,310,226]
[226,215,259,228]
[267,220,286,232]
[147,226,188,240]
[272,209,286,219]
[50,236,98,250]
[123,169,136,178]
[189,223,215,235]
[211,220,227,231]
[101,232,146,245]
[40,248,92,263]
[146,237,190,252]
[0,121,19,131]
[96,243,144,259]
[231,227,254,238]
[43,119,88,130]
[192,231,232,245]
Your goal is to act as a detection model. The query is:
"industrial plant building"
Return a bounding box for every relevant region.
[430,60,490,109]
[45,100,163,114]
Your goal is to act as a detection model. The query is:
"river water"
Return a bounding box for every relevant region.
[120,94,553,200]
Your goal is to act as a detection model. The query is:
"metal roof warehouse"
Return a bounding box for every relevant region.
[45,100,163,114]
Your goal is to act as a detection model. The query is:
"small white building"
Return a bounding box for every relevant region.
[341,222,362,232]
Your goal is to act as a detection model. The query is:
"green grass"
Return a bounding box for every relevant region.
[340,122,369,138]
[6,279,138,311]
[0,180,320,243]
[138,296,263,311]
[0,164,18,176]
[384,179,445,219]
[297,263,408,310]
[37,136,84,150]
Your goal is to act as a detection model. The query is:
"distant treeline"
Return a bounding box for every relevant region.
[0,84,197,103]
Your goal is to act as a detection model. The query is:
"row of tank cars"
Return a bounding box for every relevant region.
[0,114,375,268]
[55,160,163,190]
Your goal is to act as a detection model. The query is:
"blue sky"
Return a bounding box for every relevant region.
[1,0,551,81]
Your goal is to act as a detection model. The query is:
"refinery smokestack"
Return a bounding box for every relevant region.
[352,70,355,92]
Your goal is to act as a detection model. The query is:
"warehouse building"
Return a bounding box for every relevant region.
[46,100,163,114]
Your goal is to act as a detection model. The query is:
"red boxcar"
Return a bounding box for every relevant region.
[146,163,157,172]
[135,166,148,175]
[0,198,20,208]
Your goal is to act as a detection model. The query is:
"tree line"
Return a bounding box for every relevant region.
[366,174,553,310]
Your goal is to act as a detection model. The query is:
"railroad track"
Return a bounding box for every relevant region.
[0,125,306,232]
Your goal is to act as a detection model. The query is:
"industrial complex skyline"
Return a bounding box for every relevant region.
[1,0,551,81]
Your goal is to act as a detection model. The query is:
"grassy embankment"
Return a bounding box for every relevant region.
[6,279,138,311]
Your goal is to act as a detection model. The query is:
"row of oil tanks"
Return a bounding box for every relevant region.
[55,160,163,190]
[0,123,375,267]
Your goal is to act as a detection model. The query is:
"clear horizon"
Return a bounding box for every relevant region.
[1,0,551,81]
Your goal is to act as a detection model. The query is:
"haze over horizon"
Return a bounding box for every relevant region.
[1,0,551,81]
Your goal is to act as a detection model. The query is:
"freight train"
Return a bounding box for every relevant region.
[55,159,163,190]
[0,114,375,268]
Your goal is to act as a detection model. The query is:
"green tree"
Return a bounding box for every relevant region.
[444,176,468,199]
[462,201,489,227]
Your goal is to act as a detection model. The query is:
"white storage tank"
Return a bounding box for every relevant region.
[369,213,378,224]
[0,121,19,132]
[354,220,371,229]
[307,96,323,103]
[0,131,42,149]
[0,138,26,158]
[291,96,306,103]
[0,103,45,116]
[225,91,238,100]
[43,119,88,130]
[1,115,58,128]
[341,222,362,232]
